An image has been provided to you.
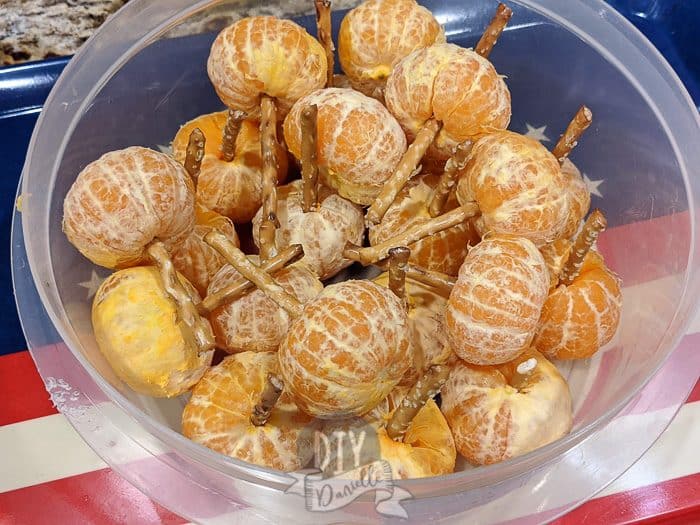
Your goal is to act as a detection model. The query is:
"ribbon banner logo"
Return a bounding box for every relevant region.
[285,426,413,518]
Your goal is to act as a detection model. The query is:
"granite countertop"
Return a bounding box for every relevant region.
[1,0,363,66]
[1,0,128,66]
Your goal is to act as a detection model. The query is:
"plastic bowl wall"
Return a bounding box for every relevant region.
[14,0,700,523]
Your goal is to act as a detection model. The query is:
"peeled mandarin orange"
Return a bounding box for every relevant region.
[208,262,323,354]
[171,203,240,296]
[446,235,549,365]
[63,146,195,269]
[456,131,571,246]
[182,351,320,471]
[283,88,407,205]
[279,280,411,419]
[441,348,573,465]
[207,16,327,116]
[172,111,288,223]
[534,251,622,360]
[92,266,214,397]
[385,43,511,160]
[560,158,592,239]
[373,272,454,386]
[251,180,365,280]
[368,174,480,276]
[338,0,444,82]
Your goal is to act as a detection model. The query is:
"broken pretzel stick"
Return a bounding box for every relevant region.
[315,0,335,88]
[552,105,593,166]
[184,128,205,182]
[221,109,248,163]
[259,95,280,261]
[387,247,411,308]
[560,209,606,286]
[301,104,320,212]
[475,3,513,59]
[250,373,285,426]
[386,365,451,441]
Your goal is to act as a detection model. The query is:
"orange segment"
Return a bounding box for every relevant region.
[182,351,321,471]
[441,349,572,465]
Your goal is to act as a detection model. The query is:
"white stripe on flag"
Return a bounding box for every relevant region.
[0,414,106,492]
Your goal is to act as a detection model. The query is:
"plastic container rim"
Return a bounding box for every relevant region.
[16,0,700,496]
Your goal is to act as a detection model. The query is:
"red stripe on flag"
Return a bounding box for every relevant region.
[0,351,57,426]
[553,472,700,524]
[597,211,691,287]
[688,379,700,404]
[0,468,186,525]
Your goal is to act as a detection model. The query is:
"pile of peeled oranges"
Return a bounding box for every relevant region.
[62,0,622,478]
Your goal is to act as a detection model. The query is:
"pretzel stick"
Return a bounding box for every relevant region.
[147,242,215,355]
[475,3,513,58]
[428,141,473,217]
[405,264,455,295]
[250,374,285,426]
[184,128,205,183]
[375,259,456,295]
[315,0,335,88]
[386,365,451,441]
[301,104,320,212]
[205,231,303,318]
[366,118,442,225]
[221,109,248,162]
[197,244,304,315]
[552,105,593,166]
[259,95,280,261]
[387,247,411,308]
[560,210,606,285]
[346,204,479,265]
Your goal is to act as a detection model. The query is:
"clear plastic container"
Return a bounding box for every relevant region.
[12,0,700,523]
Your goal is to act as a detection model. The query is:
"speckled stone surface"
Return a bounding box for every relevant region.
[0,0,363,66]
[164,0,360,38]
[1,0,128,65]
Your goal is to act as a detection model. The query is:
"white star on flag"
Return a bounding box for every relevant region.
[583,173,604,198]
[156,143,173,156]
[78,270,105,299]
[523,124,550,143]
